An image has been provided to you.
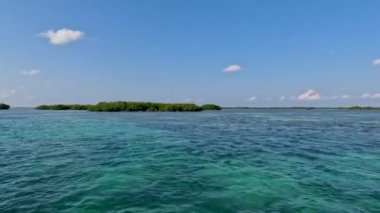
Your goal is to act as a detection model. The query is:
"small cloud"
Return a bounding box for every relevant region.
[362,93,380,99]
[341,95,350,99]
[184,98,193,103]
[247,96,257,102]
[279,95,286,101]
[39,28,84,45]
[372,59,380,65]
[0,89,16,100]
[223,64,242,73]
[298,89,321,100]
[21,69,41,76]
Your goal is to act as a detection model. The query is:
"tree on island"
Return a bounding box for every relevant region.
[0,103,10,110]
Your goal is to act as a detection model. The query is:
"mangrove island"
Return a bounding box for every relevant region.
[36,102,222,112]
[0,103,10,110]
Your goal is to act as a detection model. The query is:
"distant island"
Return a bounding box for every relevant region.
[36,102,222,112]
[34,103,380,112]
[343,106,380,110]
[0,103,10,110]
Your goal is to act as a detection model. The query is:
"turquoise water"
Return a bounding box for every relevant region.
[1,109,379,212]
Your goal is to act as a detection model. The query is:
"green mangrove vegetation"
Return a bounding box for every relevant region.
[88,102,203,112]
[201,104,222,110]
[36,102,222,112]
[0,103,10,110]
[36,104,90,110]
[345,106,380,110]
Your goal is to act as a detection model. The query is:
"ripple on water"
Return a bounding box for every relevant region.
[0,109,380,212]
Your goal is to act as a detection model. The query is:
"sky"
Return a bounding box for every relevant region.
[0,0,380,107]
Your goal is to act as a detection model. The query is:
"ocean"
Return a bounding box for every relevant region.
[1,108,379,212]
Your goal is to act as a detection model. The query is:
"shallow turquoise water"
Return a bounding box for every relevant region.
[0,108,379,212]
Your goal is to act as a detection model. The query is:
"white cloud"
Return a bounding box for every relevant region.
[298,89,321,100]
[341,95,350,99]
[39,28,84,45]
[21,69,41,76]
[372,59,380,65]
[223,64,242,73]
[0,90,16,100]
[362,93,380,99]
[247,96,257,102]
[279,95,286,101]
[184,98,193,103]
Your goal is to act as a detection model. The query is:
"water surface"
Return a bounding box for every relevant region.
[1,109,379,212]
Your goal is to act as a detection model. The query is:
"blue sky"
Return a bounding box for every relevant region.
[1,0,380,107]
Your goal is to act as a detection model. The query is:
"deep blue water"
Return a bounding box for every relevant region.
[0,108,379,212]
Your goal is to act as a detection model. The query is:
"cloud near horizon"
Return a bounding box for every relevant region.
[21,69,41,76]
[298,89,321,100]
[39,28,84,45]
[361,93,380,99]
[223,64,242,73]
[247,96,257,102]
